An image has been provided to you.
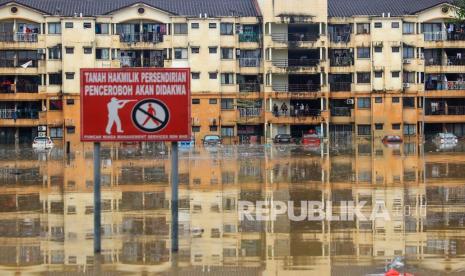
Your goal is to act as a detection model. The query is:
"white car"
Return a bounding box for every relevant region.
[32,136,54,149]
[433,133,458,144]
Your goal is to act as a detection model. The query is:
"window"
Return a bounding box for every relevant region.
[65,22,73,28]
[174,48,188,59]
[209,23,217,29]
[49,73,62,85]
[403,22,415,34]
[48,22,61,34]
[83,47,92,54]
[49,100,63,110]
[392,71,400,78]
[192,126,200,132]
[358,125,371,135]
[392,46,400,53]
[357,47,370,58]
[209,99,217,104]
[404,124,416,135]
[96,48,109,60]
[403,97,415,108]
[392,97,400,103]
[95,23,109,34]
[66,99,74,105]
[403,71,415,83]
[209,72,217,79]
[221,48,233,59]
[66,126,75,134]
[192,72,200,79]
[392,123,401,130]
[191,23,199,29]
[50,127,63,138]
[391,22,400,28]
[403,46,414,59]
[374,46,382,53]
[357,72,371,83]
[209,125,218,131]
[375,97,382,103]
[173,23,188,34]
[221,98,234,110]
[358,97,371,108]
[220,23,234,35]
[48,47,61,59]
[374,71,383,78]
[65,72,74,80]
[356,23,370,34]
[374,22,382,28]
[209,47,217,54]
[221,126,234,137]
[191,47,200,54]
[221,73,234,84]
[375,123,383,130]
[65,47,74,54]
[83,22,92,29]
[192,98,200,104]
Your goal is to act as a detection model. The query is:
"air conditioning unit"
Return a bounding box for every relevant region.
[403,59,411,64]
[346,98,354,105]
[403,83,410,88]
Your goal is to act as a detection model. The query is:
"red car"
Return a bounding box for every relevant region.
[301,130,321,146]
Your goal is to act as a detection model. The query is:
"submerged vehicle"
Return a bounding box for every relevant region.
[433,132,458,144]
[32,136,54,149]
[301,129,321,146]
[382,135,403,144]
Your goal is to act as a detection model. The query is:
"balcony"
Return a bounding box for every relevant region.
[238,108,263,124]
[424,31,465,42]
[267,109,321,124]
[0,32,38,43]
[426,106,465,116]
[426,80,465,91]
[119,56,164,68]
[328,24,351,44]
[271,33,320,47]
[330,56,353,67]
[272,84,321,93]
[239,58,261,67]
[239,33,260,43]
[238,83,261,93]
[330,82,352,92]
[271,59,319,73]
[118,32,165,44]
[331,107,351,116]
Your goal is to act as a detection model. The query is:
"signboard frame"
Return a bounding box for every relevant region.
[80,67,191,142]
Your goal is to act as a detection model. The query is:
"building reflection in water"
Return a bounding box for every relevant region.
[0,141,464,274]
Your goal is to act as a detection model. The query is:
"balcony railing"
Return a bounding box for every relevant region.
[330,56,353,66]
[0,59,38,68]
[238,83,261,92]
[329,33,351,43]
[119,56,164,68]
[425,57,465,66]
[330,82,352,92]
[239,58,261,67]
[426,81,465,90]
[272,59,319,68]
[238,108,262,117]
[331,107,351,116]
[0,109,39,119]
[273,84,321,92]
[271,32,319,43]
[426,105,465,115]
[16,83,39,93]
[0,32,38,42]
[425,31,465,41]
[119,33,164,43]
[273,108,321,117]
[425,57,442,66]
[239,33,260,43]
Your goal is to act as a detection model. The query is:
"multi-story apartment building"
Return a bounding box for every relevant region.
[0,0,462,146]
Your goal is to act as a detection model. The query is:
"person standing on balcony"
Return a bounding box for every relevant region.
[280,102,288,116]
[273,103,279,117]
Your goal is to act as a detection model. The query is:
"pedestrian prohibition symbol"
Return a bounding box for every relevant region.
[132,99,170,132]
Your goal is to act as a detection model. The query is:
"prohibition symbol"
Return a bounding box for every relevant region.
[132,99,169,132]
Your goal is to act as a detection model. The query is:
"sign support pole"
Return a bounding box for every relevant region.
[94,142,101,254]
[171,141,179,253]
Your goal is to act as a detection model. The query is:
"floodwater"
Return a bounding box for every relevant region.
[0,140,465,275]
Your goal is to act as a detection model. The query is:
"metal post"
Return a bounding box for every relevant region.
[171,141,179,253]
[93,142,101,254]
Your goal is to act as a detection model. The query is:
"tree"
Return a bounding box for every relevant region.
[453,0,465,22]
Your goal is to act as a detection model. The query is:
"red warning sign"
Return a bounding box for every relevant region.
[80,68,191,142]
